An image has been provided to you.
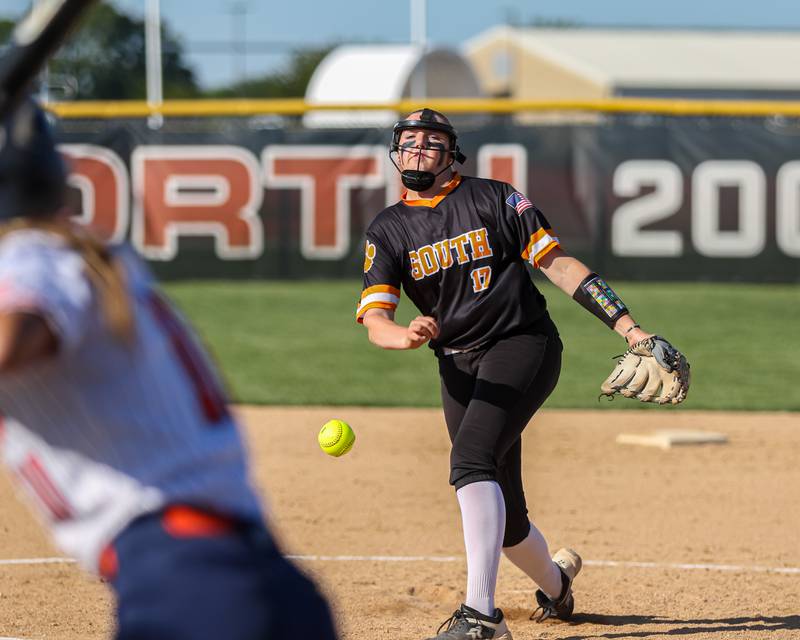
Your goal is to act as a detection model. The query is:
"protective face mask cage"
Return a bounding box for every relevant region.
[388,113,467,191]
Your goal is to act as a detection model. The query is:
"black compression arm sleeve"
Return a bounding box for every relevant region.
[572,273,629,329]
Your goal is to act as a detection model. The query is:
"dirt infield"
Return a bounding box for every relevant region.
[0,407,798,639]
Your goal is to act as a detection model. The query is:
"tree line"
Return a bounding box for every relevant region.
[0,2,331,100]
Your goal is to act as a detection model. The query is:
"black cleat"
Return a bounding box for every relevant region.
[531,548,582,622]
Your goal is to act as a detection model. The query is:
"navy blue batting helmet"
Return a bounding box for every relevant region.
[0,100,68,222]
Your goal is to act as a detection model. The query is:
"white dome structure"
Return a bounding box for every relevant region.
[303,44,483,128]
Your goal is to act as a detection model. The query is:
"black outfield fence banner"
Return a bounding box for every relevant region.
[57,114,800,281]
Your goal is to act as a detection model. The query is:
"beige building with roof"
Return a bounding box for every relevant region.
[464,26,800,101]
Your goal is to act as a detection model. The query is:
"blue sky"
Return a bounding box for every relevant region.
[3,0,800,88]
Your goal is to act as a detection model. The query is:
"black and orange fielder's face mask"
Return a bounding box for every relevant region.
[389,109,466,192]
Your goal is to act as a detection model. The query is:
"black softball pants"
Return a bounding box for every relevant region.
[437,313,562,548]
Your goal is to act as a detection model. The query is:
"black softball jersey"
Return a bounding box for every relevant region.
[356,174,560,352]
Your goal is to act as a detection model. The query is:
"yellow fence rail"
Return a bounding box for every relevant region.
[46,97,800,119]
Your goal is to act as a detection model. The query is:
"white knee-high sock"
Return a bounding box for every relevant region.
[456,480,505,617]
[502,521,563,599]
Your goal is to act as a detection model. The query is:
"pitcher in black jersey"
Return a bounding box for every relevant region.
[357,109,655,640]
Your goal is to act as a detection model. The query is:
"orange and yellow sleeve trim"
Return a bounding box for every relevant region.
[356,284,401,323]
[521,228,560,268]
[402,174,462,208]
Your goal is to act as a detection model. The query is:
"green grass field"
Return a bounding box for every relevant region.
[163,280,800,411]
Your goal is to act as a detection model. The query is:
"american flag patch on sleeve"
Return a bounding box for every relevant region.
[505,191,533,215]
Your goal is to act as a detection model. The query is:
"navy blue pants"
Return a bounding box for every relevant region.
[104,507,338,640]
[437,314,563,547]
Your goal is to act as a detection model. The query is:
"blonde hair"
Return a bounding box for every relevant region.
[0,218,134,344]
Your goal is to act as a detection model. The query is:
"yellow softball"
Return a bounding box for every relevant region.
[318,419,356,457]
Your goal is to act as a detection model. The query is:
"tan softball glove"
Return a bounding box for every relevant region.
[600,336,690,404]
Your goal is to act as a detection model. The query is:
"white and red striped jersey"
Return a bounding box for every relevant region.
[0,228,263,572]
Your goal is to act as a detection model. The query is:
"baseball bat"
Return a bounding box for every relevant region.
[0,0,97,119]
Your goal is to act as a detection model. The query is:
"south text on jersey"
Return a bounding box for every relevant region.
[408,227,494,281]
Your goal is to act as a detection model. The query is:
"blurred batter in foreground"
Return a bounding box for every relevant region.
[0,100,338,640]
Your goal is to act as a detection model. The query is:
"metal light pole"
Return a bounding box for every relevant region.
[145,0,163,129]
[228,2,248,86]
[410,0,427,99]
